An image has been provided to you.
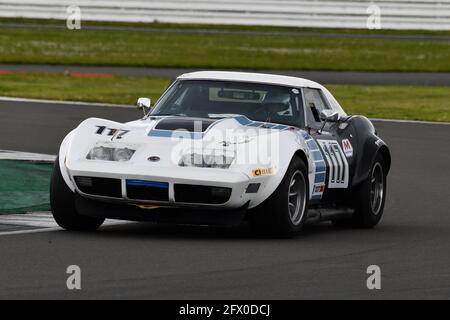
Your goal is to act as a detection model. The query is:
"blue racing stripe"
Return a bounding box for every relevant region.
[231,115,292,130]
[271,124,288,130]
[315,161,326,172]
[307,139,319,150]
[233,116,285,130]
[233,116,253,125]
[311,150,323,161]
[247,122,263,127]
[302,132,311,140]
[148,115,297,138]
[314,172,326,183]
[126,180,169,188]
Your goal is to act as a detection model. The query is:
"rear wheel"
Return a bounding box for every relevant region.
[333,153,386,228]
[50,157,104,231]
[249,157,309,237]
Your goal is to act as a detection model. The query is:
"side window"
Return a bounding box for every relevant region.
[303,88,330,128]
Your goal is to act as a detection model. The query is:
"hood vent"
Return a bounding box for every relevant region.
[155,117,216,132]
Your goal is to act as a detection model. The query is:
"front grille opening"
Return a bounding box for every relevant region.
[174,184,231,204]
[74,176,122,198]
[126,179,169,201]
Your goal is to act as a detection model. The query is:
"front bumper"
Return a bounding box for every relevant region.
[74,194,249,226]
[67,162,254,209]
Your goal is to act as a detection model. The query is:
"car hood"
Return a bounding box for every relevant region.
[65,115,296,173]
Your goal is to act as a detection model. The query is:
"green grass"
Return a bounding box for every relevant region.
[1,24,450,72]
[328,85,450,122]
[0,73,170,105]
[0,72,448,122]
[2,17,450,36]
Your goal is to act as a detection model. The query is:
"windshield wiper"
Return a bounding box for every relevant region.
[208,113,246,119]
[148,113,186,117]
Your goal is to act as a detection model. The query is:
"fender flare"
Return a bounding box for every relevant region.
[349,116,391,187]
[248,131,312,209]
[58,129,76,192]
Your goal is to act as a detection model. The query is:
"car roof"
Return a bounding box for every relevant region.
[177,71,324,89]
[176,71,347,116]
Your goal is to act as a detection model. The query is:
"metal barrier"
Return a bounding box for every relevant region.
[0,0,449,30]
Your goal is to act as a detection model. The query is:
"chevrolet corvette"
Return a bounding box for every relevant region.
[50,71,390,237]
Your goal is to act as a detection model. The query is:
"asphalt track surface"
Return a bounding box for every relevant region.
[0,100,449,299]
[1,64,449,86]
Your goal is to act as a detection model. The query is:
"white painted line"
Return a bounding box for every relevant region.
[0,212,130,236]
[0,214,58,228]
[0,212,58,228]
[370,118,450,125]
[0,96,134,108]
[0,227,61,236]
[0,149,56,162]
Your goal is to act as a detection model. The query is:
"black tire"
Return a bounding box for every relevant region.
[333,153,387,228]
[249,156,309,238]
[50,156,104,231]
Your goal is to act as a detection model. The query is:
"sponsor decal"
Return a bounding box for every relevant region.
[313,184,325,193]
[317,139,349,189]
[95,125,129,140]
[342,139,353,157]
[252,167,273,177]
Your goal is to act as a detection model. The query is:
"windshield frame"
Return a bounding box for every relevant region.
[149,79,307,128]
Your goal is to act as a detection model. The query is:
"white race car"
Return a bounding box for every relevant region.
[51,71,390,237]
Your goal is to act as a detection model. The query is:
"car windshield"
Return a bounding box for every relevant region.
[151,80,305,127]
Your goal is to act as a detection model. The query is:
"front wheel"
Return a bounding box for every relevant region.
[50,156,104,231]
[249,156,309,237]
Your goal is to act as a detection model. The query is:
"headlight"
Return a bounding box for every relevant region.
[87,146,112,161]
[87,146,135,162]
[112,148,135,162]
[179,153,234,169]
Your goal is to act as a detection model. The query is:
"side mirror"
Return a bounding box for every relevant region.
[318,109,340,134]
[319,109,340,122]
[137,97,151,116]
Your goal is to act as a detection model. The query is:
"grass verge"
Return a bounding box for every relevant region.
[0,72,449,122]
[0,160,52,214]
[328,85,450,122]
[0,72,171,105]
[0,22,449,72]
[2,18,450,36]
